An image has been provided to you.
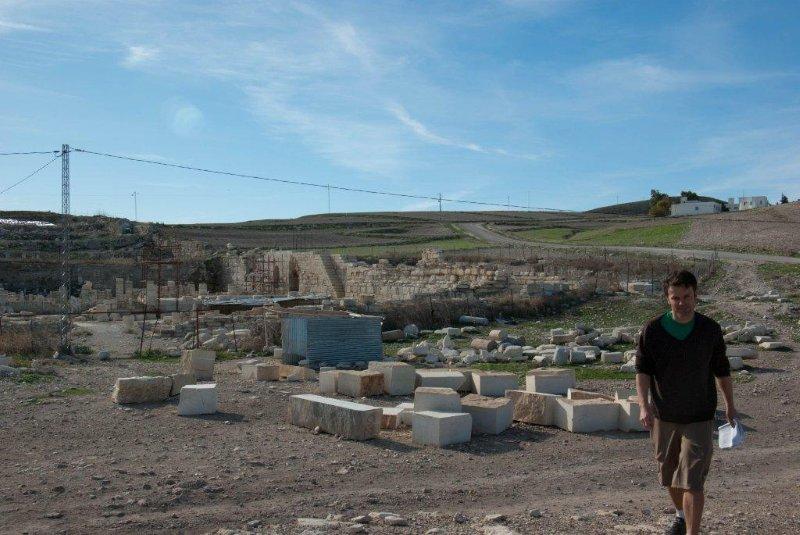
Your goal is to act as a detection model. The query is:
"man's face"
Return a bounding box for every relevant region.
[666,284,696,320]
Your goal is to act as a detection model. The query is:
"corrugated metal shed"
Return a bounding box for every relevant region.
[281,311,383,367]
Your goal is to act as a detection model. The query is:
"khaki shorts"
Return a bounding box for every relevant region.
[651,418,714,491]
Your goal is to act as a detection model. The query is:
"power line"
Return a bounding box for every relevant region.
[72,147,572,212]
[0,153,62,195]
[0,150,61,156]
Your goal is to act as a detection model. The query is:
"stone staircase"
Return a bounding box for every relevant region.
[318,253,345,298]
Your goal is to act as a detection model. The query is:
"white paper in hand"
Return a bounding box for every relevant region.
[718,419,745,449]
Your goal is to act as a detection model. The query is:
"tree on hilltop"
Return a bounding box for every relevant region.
[649,189,672,217]
[680,190,700,201]
[780,193,788,204]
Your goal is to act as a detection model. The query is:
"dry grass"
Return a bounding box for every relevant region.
[0,323,58,358]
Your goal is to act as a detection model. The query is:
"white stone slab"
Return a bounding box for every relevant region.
[178,383,218,416]
[181,349,216,381]
[241,363,280,381]
[288,394,381,440]
[319,370,339,394]
[600,351,623,364]
[525,368,576,395]
[505,390,560,425]
[336,370,384,398]
[471,371,519,397]
[412,411,472,446]
[112,376,172,404]
[170,373,195,396]
[367,361,416,396]
[396,402,415,426]
[414,387,461,412]
[569,350,587,364]
[554,397,618,433]
[415,369,466,390]
[460,394,513,435]
[617,399,646,432]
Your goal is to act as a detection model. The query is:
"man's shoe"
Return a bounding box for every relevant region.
[665,516,686,535]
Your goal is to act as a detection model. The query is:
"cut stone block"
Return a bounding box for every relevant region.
[288,394,381,440]
[617,398,646,432]
[414,387,461,412]
[368,361,416,396]
[415,369,466,390]
[759,341,788,351]
[241,364,280,381]
[336,370,385,398]
[471,371,518,397]
[600,351,623,364]
[726,346,757,359]
[728,356,744,370]
[181,349,216,381]
[381,329,405,342]
[170,373,196,396]
[554,397,619,433]
[460,394,513,435]
[279,364,317,381]
[397,402,415,426]
[569,350,586,364]
[614,388,637,401]
[551,346,569,365]
[178,383,218,416]
[459,315,489,326]
[505,390,560,425]
[319,370,339,394]
[381,406,404,429]
[112,376,172,404]
[525,368,576,395]
[470,338,497,351]
[567,388,613,401]
[488,329,506,341]
[412,411,472,446]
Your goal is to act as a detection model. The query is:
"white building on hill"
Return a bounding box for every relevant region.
[670,197,722,217]
[727,196,769,211]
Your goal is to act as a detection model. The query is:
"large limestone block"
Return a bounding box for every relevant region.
[551,346,569,365]
[396,402,415,426]
[381,406,405,429]
[336,370,385,398]
[288,394,381,440]
[617,399,646,432]
[554,398,619,433]
[488,329,506,342]
[170,373,196,396]
[505,390,560,425]
[726,346,757,359]
[112,376,172,404]
[412,411,472,446]
[728,356,744,371]
[319,370,339,394]
[368,361,416,396]
[381,329,405,342]
[471,371,519,397]
[241,364,280,381]
[600,351,623,364]
[414,387,461,412]
[181,349,216,381]
[415,369,466,390]
[759,341,788,351]
[470,338,497,351]
[525,368,576,395]
[177,384,219,416]
[460,394,513,435]
[280,364,317,381]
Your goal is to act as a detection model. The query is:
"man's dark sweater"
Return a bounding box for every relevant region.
[635,312,731,423]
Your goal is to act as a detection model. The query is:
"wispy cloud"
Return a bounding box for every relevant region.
[388,102,540,160]
[169,103,204,137]
[122,45,159,68]
[0,19,47,33]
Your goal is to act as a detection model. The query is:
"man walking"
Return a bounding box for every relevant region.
[636,270,736,535]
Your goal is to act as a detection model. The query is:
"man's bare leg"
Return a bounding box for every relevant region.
[683,490,704,535]
[668,486,684,512]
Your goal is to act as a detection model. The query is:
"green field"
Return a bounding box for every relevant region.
[513,222,690,247]
[757,262,800,279]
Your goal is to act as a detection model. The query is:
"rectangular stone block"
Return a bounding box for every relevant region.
[414,387,461,412]
[460,394,513,435]
[412,411,472,446]
[617,399,646,432]
[415,369,466,390]
[396,402,415,426]
[567,388,613,401]
[471,371,519,397]
[279,364,317,381]
[181,349,216,381]
[112,376,172,404]
[288,394,381,440]
[505,390,560,425]
[170,372,196,396]
[554,397,619,433]
[726,346,757,359]
[241,364,280,381]
[367,361,416,396]
[178,383,218,416]
[381,406,404,429]
[336,370,385,398]
[525,368,576,395]
[600,351,623,364]
[319,370,339,394]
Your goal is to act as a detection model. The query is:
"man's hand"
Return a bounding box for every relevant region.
[639,403,654,431]
[726,406,738,426]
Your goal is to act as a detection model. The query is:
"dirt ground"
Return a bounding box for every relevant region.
[2,262,799,534]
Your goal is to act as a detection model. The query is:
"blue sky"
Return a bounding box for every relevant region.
[1,0,799,223]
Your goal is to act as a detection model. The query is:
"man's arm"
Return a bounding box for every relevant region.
[716,375,737,425]
[636,373,654,430]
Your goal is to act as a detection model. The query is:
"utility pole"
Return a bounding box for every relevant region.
[327,184,331,213]
[131,191,138,220]
[438,192,442,212]
[59,144,71,354]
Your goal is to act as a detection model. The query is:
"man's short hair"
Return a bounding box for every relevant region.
[663,270,698,295]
